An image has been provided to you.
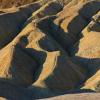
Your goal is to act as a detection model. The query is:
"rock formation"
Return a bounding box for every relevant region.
[0,0,99,100]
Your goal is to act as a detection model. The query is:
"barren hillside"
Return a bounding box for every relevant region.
[0,0,99,100]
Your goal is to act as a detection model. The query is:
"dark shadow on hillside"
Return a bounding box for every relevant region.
[38,35,59,52]
[31,85,94,99]
[0,31,96,100]
[0,78,32,100]
[79,1,100,21]
[0,34,47,99]
[0,77,94,100]
[72,56,100,77]
[30,47,100,99]
[30,1,100,99]
[14,35,47,83]
[37,1,100,56]
[0,1,99,99]
[0,2,40,49]
[12,29,94,99]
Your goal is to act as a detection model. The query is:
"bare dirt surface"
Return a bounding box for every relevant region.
[0,0,99,100]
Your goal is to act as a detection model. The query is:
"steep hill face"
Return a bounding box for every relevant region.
[0,0,99,100]
[0,0,71,8]
[71,11,100,91]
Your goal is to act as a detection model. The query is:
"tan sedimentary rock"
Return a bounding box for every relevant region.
[0,13,85,93]
[71,11,100,91]
[50,0,100,51]
[0,1,42,49]
[0,0,99,99]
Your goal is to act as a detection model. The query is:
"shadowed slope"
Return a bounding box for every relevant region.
[0,5,86,94]
[0,1,43,49]
[0,0,99,100]
[42,93,100,100]
[0,45,37,87]
[50,0,100,52]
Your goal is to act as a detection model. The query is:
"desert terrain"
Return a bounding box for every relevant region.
[0,0,99,100]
